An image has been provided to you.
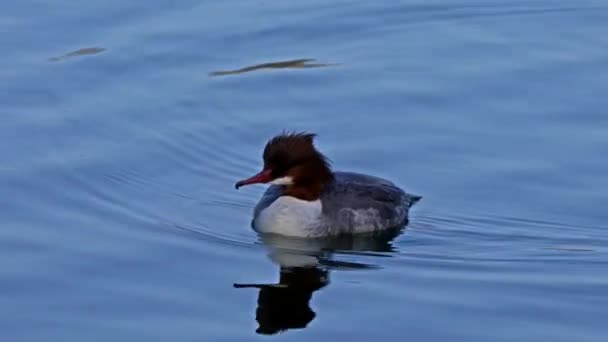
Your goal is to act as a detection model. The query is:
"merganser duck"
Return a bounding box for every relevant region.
[235,132,421,237]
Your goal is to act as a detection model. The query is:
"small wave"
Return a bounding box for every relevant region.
[166,221,257,249]
[141,118,264,185]
[359,3,608,36]
[403,210,607,263]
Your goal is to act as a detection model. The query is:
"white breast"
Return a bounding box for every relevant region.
[253,196,322,237]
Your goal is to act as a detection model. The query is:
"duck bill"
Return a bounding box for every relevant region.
[235,169,272,189]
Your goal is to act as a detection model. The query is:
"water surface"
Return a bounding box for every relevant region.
[1,0,608,341]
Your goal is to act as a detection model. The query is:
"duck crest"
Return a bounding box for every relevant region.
[263,132,333,201]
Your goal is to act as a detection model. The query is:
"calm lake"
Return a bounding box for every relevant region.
[1,1,607,341]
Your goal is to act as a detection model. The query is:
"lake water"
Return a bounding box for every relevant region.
[1,1,608,341]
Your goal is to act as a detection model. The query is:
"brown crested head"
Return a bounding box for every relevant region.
[235,131,334,200]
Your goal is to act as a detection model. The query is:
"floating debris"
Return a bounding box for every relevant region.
[49,47,106,62]
[209,58,339,76]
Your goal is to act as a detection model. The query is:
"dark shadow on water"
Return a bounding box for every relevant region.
[49,47,106,62]
[209,58,339,77]
[234,228,404,335]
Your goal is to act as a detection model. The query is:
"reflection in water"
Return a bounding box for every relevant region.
[209,58,338,76]
[49,47,106,62]
[234,229,403,335]
[235,267,328,335]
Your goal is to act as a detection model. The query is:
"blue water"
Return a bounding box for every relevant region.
[2,1,608,341]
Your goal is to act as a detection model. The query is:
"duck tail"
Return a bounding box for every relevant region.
[409,194,422,208]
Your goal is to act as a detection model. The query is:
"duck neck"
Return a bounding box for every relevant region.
[284,156,334,201]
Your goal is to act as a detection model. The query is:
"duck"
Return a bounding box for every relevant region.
[235,132,421,237]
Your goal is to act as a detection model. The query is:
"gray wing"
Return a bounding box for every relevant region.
[322,173,409,214]
[320,172,419,232]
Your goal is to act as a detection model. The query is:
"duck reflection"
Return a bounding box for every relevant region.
[235,266,328,335]
[234,228,403,335]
